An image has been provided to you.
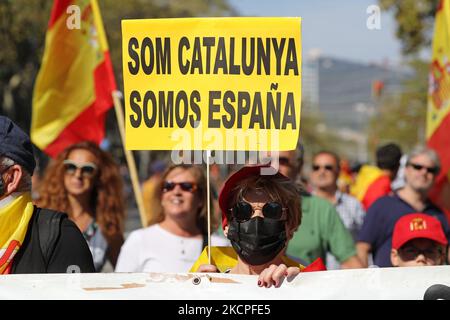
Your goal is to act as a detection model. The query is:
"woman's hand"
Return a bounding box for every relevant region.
[258,264,300,288]
[196,264,219,273]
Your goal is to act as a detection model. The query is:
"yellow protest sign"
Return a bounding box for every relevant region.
[122,17,302,151]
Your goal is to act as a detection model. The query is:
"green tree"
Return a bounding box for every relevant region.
[0,0,52,130]
[0,0,236,132]
[99,0,237,89]
[367,0,438,155]
[368,60,429,155]
[300,101,349,165]
[379,0,439,55]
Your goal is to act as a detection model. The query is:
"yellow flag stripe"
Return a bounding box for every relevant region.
[31,0,106,150]
[91,0,109,52]
[427,0,450,139]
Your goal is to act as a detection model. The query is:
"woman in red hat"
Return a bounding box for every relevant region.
[195,164,325,288]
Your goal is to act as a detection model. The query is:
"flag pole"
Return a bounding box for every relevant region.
[206,150,212,264]
[112,91,148,227]
[90,0,147,227]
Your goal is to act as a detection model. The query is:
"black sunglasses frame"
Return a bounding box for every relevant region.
[407,162,439,175]
[230,201,286,222]
[278,157,292,167]
[398,245,443,261]
[312,164,335,172]
[162,181,198,193]
[63,160,98,177]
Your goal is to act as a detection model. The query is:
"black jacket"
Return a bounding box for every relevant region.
[11,207,95,273]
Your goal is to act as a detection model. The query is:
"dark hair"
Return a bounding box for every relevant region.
[228,175,302,238]
[293,142,305,169]
[376,143,402,171]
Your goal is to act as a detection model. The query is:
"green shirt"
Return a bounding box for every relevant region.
[287,193,356,265]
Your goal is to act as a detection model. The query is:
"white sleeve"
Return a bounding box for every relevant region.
[115,231,142,272]
[211,234,231,247]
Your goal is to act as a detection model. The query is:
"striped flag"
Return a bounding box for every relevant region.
[427,0,450,220]
[350,164,391,211]
[31,0,116,157]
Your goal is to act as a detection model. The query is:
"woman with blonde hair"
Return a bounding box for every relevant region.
[36,141,125,271]
[115,164,229,273]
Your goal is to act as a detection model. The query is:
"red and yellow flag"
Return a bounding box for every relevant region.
[350,165,391,211]
[31,0,116,157]
[427,0,450,221]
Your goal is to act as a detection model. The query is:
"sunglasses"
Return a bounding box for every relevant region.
[278,157,292,167]
[63,160,98,177]
[162,181,198,193]
[230,201,286,222]
[407,163,439,175]
[399,246,443,261]
[312,164,335,172]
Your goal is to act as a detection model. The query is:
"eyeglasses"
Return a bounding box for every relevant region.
[278,157,292,167]
[162,181,198,193]
[230,201,287,222]
[407,163,439,175]
[63,160,98,177]
[399,246,443,261]
[312,164,335,172]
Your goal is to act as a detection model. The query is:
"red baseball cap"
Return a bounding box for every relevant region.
[218,164,289,229]
[392,213,448,250]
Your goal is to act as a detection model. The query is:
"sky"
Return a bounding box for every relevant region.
[228,0,403,65]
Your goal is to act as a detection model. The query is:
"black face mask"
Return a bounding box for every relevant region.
[227,216,287,266]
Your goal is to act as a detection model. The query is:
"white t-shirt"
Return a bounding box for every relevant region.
[115,224,230,273]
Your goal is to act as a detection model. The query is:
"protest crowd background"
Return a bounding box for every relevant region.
[1,0,450,279]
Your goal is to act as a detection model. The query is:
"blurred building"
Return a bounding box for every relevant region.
[317,56,409,131]
[302,56,320,111]
[302,54,411,161]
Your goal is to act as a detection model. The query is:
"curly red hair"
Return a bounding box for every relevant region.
[36,141,125,237]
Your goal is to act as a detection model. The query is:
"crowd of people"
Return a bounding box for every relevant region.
[1,115,449,288]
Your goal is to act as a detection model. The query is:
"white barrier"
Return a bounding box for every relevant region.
[1,266,449,300]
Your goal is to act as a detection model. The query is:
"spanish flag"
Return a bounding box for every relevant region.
[350,165,391,211]
[427,0,450,221]
[31,0,116,157]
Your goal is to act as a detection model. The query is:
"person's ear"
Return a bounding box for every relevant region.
[283,219,297,241]
[438,245,446,265]
[391,248,400,267]
[223,225,229,237]
[5,165,23,195]
[286,225,295,241]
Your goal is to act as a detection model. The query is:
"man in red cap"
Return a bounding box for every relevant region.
[391,213,448,267]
